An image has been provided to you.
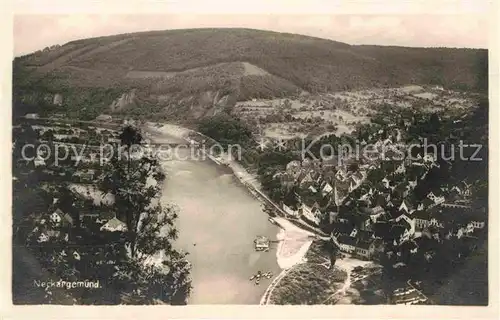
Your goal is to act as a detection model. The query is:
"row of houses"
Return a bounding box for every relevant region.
[34,207,128,243]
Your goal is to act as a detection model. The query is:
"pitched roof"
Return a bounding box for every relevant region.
[399,240,419,252]
[101,217,127,232]
[356,240,373,250]
[387,208,404,220]
[357,230,374,242]
[395,219,411,231]
[44,230,61,237]
[414,237,438,252]
[413,210,431,220]
[286,160,301,170]
[332,222,355,235]
[337,235,357,246]
[353,171,365,182]
[364,205,384,215]
[62,213,74,225]
[390,225,407,239]
[297,170,313,184]
[373,222,391,240]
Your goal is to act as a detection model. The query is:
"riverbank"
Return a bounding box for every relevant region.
[145,122,318,268]
[144,122,320,304]
[265,242,382,305]
[144,122,282,304]
[266,242,348,305]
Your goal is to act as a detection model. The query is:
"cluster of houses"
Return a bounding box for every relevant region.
[29,204,129,264]
[33,206,128,242]
[275,124,486,265]
[279,156,369,225]
[328,195,485,262]
[15,121,122,175]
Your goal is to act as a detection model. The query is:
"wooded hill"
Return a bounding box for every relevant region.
[13,28,488,120]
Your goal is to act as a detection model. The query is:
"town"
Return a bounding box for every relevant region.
[11,23,488,307]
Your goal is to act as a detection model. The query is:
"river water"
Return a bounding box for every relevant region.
[156,136,281,304]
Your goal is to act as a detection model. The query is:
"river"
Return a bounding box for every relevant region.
[152,131,281,304]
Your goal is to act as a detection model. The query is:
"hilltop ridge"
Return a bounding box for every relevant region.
[13,28,488,120]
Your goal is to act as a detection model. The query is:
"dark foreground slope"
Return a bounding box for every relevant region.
[13,28,488,120]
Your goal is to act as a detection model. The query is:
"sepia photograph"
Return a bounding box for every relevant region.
[3,0,497,317]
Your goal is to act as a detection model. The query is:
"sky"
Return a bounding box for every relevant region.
[12,0,492,56]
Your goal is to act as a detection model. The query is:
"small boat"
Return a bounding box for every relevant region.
[255,280,260,285]
[249,275,256,281]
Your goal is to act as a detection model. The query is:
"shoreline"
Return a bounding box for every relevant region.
[144,122,317,302]
[145,122,316,262]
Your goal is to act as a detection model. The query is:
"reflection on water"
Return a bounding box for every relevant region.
[160,151,281,304]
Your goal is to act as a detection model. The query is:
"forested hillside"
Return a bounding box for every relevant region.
[13,28,488,121]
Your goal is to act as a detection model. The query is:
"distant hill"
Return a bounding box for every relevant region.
[13,28,488,120]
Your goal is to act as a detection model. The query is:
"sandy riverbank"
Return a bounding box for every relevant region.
[272,217,314,269]
[146,122,316,268]
[145,122,318,303]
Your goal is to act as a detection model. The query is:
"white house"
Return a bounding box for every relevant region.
[427,192,445,205]
[286,160,301,172]
[429,218,444,228]
[282,204,299,218]
[337,235,357,253]
[471,221,485,229]
[335,168,348,181]
[423,154,435,163]
[34,155,46,167]
[399,200,410,214]
[382,178,390,189]
[395,163,406,174]
[38,230,60,243]
[96,114,113,122]
[350,227,358,238]
[73,250,81,261]
[38,233,49,243]
[100,217,127,232]
[300,204,321,225]
[395,214,416,235]
[457,224,475,238]
[322,182,333,195]
[25,113,40,119]
[408,179,418,190]
[50,209,63,224]
[308,185,318,193]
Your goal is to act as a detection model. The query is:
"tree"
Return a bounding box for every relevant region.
[198,114,253,149]
[119,125,143,176]
[119,125,143,148]
[56,184,81,230]
[321,240,339,268]
[41,129,55,141]
[100,149,164,257]
[98,126,192,304]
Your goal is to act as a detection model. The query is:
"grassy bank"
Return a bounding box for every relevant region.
[268,241,347,304]
[269,263,347,305]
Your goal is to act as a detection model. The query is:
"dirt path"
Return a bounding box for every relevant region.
[321,257,374,304]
